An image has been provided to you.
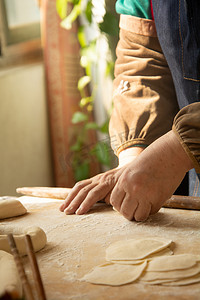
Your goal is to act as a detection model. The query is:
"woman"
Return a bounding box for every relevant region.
[60,0,200,221]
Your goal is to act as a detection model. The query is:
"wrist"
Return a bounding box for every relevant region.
[165,130,194,172]
[118,147,144,168]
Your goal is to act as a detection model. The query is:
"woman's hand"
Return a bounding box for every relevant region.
[60,131,193,222]
[109,130,194,221]
[59,167,125,215]
[59,147,143,215]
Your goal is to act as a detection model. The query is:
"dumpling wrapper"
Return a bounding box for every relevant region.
[140,262,200,281]
[106,238,172,261]
[111,247,173,265]
[161,273,200,286]
[81,261,147,286]
[147,254,197,271]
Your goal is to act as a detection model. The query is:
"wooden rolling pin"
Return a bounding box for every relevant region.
[16,187,200,210]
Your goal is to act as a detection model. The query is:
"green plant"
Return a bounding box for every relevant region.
[56,0,119,181]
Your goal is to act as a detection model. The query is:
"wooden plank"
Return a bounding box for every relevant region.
[2,197,199,300]
[16,187,200,210]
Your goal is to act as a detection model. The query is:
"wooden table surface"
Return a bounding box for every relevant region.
[1,196,200,300]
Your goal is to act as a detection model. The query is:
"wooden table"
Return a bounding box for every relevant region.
[2,196,200,300]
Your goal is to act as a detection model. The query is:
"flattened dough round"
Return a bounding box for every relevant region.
[81,261,147,286]
[0,226,47,255]
[140,262,200,281]
[0,250,22,297]
[111,247,173,265]
[0,199,27,219]
[147,254,197,271]
[106,238,172,261]
[161,273,200,286]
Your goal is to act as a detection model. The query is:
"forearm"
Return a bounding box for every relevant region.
[172,103,200,174]
[109,17,179,157]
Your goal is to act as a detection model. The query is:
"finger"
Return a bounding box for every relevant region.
[109,185,126,212]
[76,181,116,215]
[150,202,161,215]
[134,201,152,222]
[63,182,97,214]
[104,191,111,205]
[59,179,92,211]
[119,194,138,220]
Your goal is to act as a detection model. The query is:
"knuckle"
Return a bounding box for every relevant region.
[79,186,89,195]
[74,181,86,188]
[110,197,116,206]
[87,189,98,199]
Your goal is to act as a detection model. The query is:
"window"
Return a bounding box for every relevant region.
[0,0,42,68]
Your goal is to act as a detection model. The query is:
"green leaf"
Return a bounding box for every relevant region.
[85,0,92,24]
[85,122,99,130]
[70,138,82,151]
[78,76,91,90]
[80,96,93,107]
[92,141,111,166]
[99,12,119,36]
[99,120,109,133]
[60,4,81,29]
[56,0,68,19]
[71,111,88,123]
[78,26,87,48]
[80,40,98,64]
[105,60,114,78]
[72,0,80,4]
[74,161,90,181]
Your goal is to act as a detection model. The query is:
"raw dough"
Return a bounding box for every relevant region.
[0,226,47,255]
[161,273,200,286]
[81,261,147,286]
[106,238,172,261]
[147,254,197,271]
[0,250,22,297]
[111,247,173,265]
[82,238,200,287]
[0,199,27,219]
[140,262,200,281]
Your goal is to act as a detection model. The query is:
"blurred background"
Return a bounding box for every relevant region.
[0,0,119,196]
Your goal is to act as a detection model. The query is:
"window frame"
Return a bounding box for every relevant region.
[0,0,42,69]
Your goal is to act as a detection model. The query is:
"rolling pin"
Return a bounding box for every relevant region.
[16,187,200,210]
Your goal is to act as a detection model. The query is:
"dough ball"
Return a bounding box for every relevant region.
[0,226,47,255]
[0,199,27,219]
[0,250,22,297]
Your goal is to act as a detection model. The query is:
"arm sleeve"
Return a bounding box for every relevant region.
[109,16,179,157]
[172,102,200,173]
